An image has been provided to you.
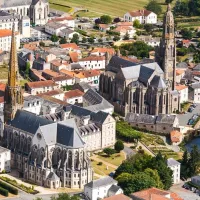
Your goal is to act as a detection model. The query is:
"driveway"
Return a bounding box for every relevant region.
[177,103,200,126]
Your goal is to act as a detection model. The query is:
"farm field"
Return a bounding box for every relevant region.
[49,0,149,17]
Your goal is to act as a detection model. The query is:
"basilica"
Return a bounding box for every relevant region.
[99,5,179,116]
[0,0,49,25]
[1,24,93,189]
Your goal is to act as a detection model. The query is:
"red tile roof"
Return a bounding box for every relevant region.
[59,43,79,50]
[103,194,131,200]
[129,9,153,17]
[117,22,132,26]
[42,69,60,78]
[170,130,182,143]
[48,16,74,23]
[0,83,6,92]
[91,47,115,55]
[53,75,73,82]
[64,89,84,99]
[99,24,109,29]
[51,59,69,67]
[26,80,57,89]
[0,29,19,37]
[37,89,63,97]
[69,51,79,62]
[79,56,105,62]
[175,84,188,91]
[176,69,185,76]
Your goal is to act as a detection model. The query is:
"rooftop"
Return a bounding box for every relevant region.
[103,194,130,200]
[0,29,19,37]
[64,89,84,99]
[26,80,57,89]
[59,43,79,50]
[167,158,181,167]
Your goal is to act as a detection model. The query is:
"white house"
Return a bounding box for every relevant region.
[84,176,123,200]
[48,16,75,28]
[137,35,160,47]
[0,147,11,173]
[25,80,59,95]
[175,85,188,103]
[167,158,181,184]
[189,82,200,103]
[45,22,66,36]
[124,9,157,24]
[52,75,75,88]
[0,29,20,51]
[78,56,106,70]
[64,89,84,104]
[59,28,79,39]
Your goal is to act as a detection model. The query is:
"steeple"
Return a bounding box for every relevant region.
[155,4,176,90]
[4,23,23,123]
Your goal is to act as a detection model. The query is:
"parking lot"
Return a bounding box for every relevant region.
[177,103,200,126]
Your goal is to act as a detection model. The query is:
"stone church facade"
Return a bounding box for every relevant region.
[1,0,49,25]
[99,5,179,116]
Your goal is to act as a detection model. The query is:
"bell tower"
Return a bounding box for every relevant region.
[4,23,23,123]
[155,4,176,90]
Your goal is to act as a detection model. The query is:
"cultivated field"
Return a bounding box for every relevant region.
[49,0,149,17]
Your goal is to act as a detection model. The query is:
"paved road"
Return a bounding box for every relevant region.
[123,146,136,158]
[177,103,200,126]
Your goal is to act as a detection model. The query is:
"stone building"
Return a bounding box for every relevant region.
[99,5,179,116]
[1,0,49,25]
[1,24,93,189]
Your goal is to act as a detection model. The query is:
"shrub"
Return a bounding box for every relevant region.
[114,140,124,152]
[98,162,103,165]
[0,181,18,195]
[0,187,8,197]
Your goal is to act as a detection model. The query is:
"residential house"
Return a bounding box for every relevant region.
[99,24,110,32]
[175,85,188,103]
[0,29,20,51]
[51,59,70,72]
[25,80,59,95]
[30,69,46,81]
[167,158,181,184]
[103,194,131,200]
[59,28,79,39]
[189,82,200,102]
[64,89,84,104]
[90,47,115,56]
[52,75,75,88]
[182,39,191,48]
[37,89,64,101]
[125,113,179,134]
[18,51,35,71]
[191,176,200,187]
[0,147,11,173]
[113,26,136,39]
[48,16,75,28]
[72,82,91,93]
[170,130,183,145]
[130,187,183,200]
[138,35,160,47]
[78,56,106,70]
[59,43,80,53]
[124,9,157,24]
[176,62,189,71]
[32,57,50,71]
[69,51,79,63]
[176,69,185,83]
[84,176,123,200]
[45,21,66,36]
[42,69,60,80]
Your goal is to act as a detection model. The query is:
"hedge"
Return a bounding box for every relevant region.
[0,181,18,195]
[0,187,8,197]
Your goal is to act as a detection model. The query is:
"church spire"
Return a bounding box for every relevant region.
[8,23,18,87]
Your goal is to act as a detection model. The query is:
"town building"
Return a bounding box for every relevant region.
[130,187,183,200]
[52,75,75,88]
[25,80,59,95]
[137,35,160,47]
[175,85,188,103]
[191,176,200,187]
[84,176,123,200]
[189,82,200,103]
[37,89,64,101]
[64,89,84,104]
[103,194,131,200]
[0,147,11,173]
[124,9,157,24]
[170,130,183,145]
[48,16,75,28]
[167,158,181,184]
[1,0,49,25]
[125,113,179,134]
[90,48,115,57]
[0,29,20,51]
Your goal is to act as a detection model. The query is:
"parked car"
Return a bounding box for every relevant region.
[188,119,194,125]
[191,103,197,108]
[188,107,194,112]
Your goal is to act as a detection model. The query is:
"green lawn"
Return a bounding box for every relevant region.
[97,151,125,166]
[0,67,8,80]
[91,160,115,176]
[49,3,71,13]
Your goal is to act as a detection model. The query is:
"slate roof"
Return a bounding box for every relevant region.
[167,158,180,167]
[108,185,121,193]
[85,176,117,188]
[71,105,92,117]
[125,113,156,124]
[156,114,176,124]
[47,172,60,181]
[90,111,109,124]
[176,62,188,69]
[193,64,200,71]
[150,75,166,89]
[10,110,53,134]
[191,82,200,89]
[2,0,32,7]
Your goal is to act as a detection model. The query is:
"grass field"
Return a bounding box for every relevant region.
[49,0,149,17]
[0,67,8,80]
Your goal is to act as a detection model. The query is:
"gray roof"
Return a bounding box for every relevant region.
[91,111,109,124]
[150,75,166,89]
[177,62,188,69]
[193,64,200,71]
[71,105,92,117]
[125,113,156,124]
[46,22,66,29]
[191,82,200,89]
[10,110,53,134]
[2,0,32,7]
[156,114,176,124]
[47,172,60,181]
[167,158,180,167]
[79,123,100,136]
[108,185,121,193]
[85,176,117,189]
[61,28,74,34]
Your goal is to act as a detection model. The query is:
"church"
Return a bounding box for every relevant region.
[0,0,49,25]
[1,24,93,189]
[99,5,180,116]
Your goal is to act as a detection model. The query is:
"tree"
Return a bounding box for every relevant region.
[133,19,141,28]
[51,193,80,200]
[181,28,193,39]
[146,0,162,15]
[174,0,189,16]
[113,17,121,23]
[98,38,103,43]
[165,0,173,4]
[82,37,87,43]
[25,62,30,78]
[114,140,124,152]
[103,148,116,157]
[123,32,130,40]
[88,37,95,44]
[51,34,59,44]
[95,18,101,24]
[59,37,67,44]
[113,35,120,41]
[144,24,154,33]
[100,15,112,24]
[71,34,79,44]
[39,41,45,47]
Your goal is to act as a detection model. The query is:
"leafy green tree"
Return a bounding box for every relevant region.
[177,47,187,56]
[165,0,173,4]
[25,62,30,78]
[123,32,130,40]
[82,37,87,43]
[51,193,80,200]
[145,0,162,15]
[88,37,95,44]
[98,38,103,43]
[144,24,154,33]
[113,35,120,41]
[39,41,45,47]
[70,34,79,44]
[100,15,112,24]
[51,34,59,44]
[114,140,124,152]
[133,19,141,28]
[181,28,193,39]
[59,37,67,44]
[174,0,189,16]
[103,148,116,157]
